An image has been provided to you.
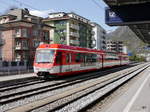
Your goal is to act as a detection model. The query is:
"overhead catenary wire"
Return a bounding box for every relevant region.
[91,0,105,11]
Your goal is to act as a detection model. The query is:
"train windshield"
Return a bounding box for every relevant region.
[36,49,55,63]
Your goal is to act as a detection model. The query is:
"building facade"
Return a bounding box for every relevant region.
[43,12,93,48]
[0,8,53,64]
[91,22,106,50]
[106,40,124,52]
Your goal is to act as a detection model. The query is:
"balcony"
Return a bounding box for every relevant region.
[70,32,79,38]
[102,36,106,39]
[70,24,79,30]
[15,33,21,38]
[14,29,28,38]
[15,45,29,50]
[70,40,79,45]
[14,34,29,38]
[91,43,96,48]
[15,56,21,61]
[102,41,106,44]
[91,37,95,41]
[91,31,95,35]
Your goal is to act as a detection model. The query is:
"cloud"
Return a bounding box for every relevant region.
[29,9,55,17]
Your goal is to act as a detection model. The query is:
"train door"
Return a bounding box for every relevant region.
[55,51,63,73]
[65,53,72,72]
[119,54,122,65]
[101,54,104,69]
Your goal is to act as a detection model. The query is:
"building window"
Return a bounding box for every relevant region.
[33,40,40,48]
[56,21,66,26]
[22,40,28,48]
[0,31,2,38]
[56,29,66,34]
[44,31,49,41]
[16,41,21,46]
[22,52,28,60]
[15,28,21,37]
[22,28,27,37]
[15,53,21,61]
[33,29,38,36]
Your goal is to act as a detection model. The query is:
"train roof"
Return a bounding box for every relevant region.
[37,44,104,53]
[37,44,128,56]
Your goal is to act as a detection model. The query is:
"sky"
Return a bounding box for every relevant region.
[0,0,117,32]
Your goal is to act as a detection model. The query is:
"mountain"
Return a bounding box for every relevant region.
[107,26,146,53]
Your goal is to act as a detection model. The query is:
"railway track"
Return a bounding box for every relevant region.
[0,65,132,104]
[31,63,150,112]
[0,63,148,112]
[0,64,136,90]
[0,77,40,89]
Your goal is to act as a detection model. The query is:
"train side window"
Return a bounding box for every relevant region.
[75,53,80,62]
[56,52,62,64]
[91,54,98,62]
[86,54,91,62]
[84,54,86,63]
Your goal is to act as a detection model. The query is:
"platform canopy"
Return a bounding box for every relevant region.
[103,0,150,44]
[104,0,150,6]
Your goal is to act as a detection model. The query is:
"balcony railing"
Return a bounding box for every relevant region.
[70,40,79,45]
[91,31,95,35]
[15,45,29,50]
[14,33,28,38]
[15,56,21,61]
[70,24,79,30]
[91,37,95,41]
[15,33,21,38]
[70,32,79,38]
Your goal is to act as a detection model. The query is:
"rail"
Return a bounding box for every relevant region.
[6,63,150,112]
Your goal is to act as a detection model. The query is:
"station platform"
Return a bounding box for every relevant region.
[102,66,150,112]
[0,73,37,82]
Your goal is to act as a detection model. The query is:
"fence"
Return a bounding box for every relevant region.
[0,61,33,76]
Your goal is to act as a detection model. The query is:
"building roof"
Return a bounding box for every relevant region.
[43,16,70,21]
[68,12,90,21]
[0,14,17,19]
[48,12,66,15]
[0,20,55,29]
[45,12,91,24]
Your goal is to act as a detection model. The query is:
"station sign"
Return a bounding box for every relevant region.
[105,8,123,26]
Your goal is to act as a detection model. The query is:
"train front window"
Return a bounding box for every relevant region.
[36,50,54,63]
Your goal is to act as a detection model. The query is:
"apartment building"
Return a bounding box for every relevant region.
[43,12,93,48]
[0,8,53,64]
[91,22,106,50]
[106,40,124,52]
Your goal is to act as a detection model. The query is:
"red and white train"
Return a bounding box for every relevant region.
[34,44,129,77]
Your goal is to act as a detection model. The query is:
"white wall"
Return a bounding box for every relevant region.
[91,23,106,50]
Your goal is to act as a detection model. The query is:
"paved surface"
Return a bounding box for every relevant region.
[0,73,37,82]
[102,67,150,112]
